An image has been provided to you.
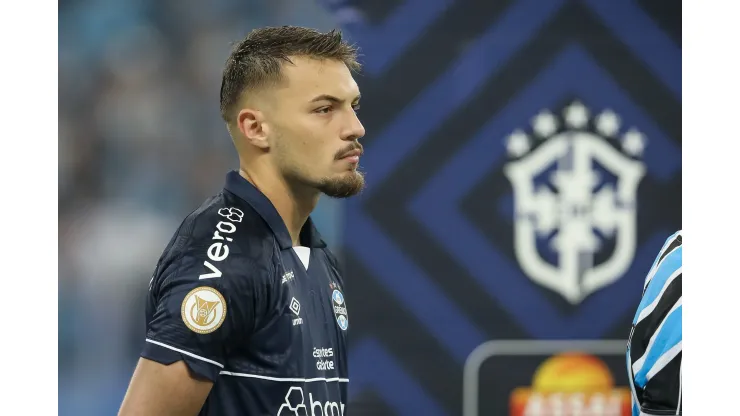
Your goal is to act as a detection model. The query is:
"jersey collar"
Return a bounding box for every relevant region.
[224,170,326,249]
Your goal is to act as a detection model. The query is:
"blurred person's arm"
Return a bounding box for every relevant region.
[627,231,682,415]
[118,359,212,416]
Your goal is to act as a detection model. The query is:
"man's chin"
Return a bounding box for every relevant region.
[317,172,365,198]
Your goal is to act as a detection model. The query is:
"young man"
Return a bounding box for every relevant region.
[119,26,365,416]
[627,231,682,416]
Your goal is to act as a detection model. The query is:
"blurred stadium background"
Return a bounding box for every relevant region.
[58,1,681,415]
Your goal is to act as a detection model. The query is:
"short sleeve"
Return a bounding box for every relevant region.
[142,244,274,381]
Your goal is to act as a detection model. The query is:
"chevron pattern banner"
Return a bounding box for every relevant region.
[332,1,681,415]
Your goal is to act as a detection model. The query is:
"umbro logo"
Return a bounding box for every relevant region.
[290,297,301,315]
[290,297,303,326]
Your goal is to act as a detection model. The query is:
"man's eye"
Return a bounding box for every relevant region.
[352,104,361,113]
[316,107,332,114]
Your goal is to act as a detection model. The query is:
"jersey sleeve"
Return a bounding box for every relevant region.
[141,239,276,382]
[634,285,682,415]
[629,232,682,415]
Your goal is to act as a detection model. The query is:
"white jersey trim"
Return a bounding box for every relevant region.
[145,338,224,368]
[219,371,349,383]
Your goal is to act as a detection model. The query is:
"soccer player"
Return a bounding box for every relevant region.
[118,26,365,416]
[626,231,682,416]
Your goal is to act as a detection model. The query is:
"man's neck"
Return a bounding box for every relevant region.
[239,167,319,246]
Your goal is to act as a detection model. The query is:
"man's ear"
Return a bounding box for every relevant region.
[236,108,270,150]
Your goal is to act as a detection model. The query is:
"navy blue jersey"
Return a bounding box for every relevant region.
[142,171,350,416]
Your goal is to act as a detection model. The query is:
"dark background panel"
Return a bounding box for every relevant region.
[343,1,681,415]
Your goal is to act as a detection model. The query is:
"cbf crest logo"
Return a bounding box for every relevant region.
[331,289,349,331]
[504,100,646,304]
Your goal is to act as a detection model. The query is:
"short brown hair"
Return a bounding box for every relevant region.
[219,26,361,123]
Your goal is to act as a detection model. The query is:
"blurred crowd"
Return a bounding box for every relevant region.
[59,1,359,413]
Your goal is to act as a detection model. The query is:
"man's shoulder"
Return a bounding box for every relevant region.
[179,190,273,245]
[152,191,279,289]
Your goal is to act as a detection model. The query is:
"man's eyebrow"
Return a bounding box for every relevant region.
[309,94,362,104]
